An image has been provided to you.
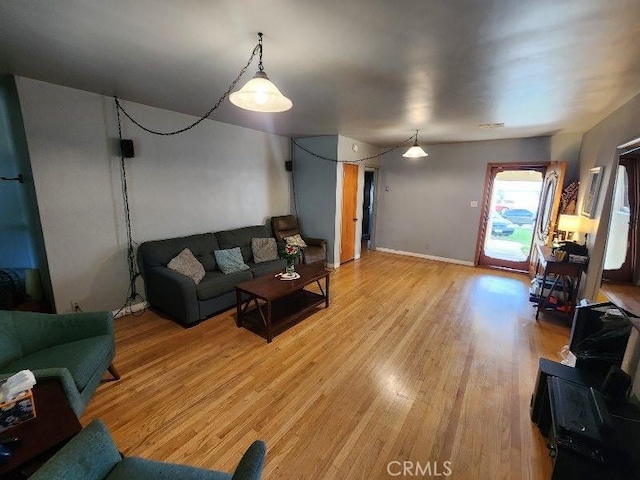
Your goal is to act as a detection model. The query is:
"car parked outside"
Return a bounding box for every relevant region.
[501,208,535,226]
[494,199,514,213]
[490,215,515,237]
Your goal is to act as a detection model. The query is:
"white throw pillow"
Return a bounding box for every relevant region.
[284,234,307,248]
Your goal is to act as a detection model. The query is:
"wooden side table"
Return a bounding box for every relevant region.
[534,244,587,320]
[0,378,82,478]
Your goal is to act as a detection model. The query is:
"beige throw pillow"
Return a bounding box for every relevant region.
[284,234,307,248]
[252,238,279,263]
[167,248,206,284]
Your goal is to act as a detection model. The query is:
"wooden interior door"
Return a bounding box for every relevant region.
[528,161,566,277]
[340,164,359,264]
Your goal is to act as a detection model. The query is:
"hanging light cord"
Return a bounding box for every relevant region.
[290,134,416,164]
[257,32,264,72]
[111,36,262,316]
[114,40,261,136]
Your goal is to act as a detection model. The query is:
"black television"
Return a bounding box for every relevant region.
[569,301,640,402]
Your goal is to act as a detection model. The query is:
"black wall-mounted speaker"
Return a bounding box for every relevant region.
[120,139,135,158]
[285,160,293,172]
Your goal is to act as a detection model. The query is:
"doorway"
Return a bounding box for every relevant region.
[340,163,359,264]
[603,151,639,283]
[476,164,547,271]
[361,169,375,250]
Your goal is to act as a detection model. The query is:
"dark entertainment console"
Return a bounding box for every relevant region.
[532,359,640,479]
[531,302,640,479]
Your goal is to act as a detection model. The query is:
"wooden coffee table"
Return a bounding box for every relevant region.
[235,263,330,343]
[0,378,82,478]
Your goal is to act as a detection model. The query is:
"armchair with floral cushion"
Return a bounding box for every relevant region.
[270,215,327,264]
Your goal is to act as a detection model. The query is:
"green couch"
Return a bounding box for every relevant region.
[31,419,266,480]
[0,310,117,417]
[137,225,286,327]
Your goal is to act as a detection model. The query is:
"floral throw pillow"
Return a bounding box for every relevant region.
[284,234,307,248]
[167,248,206,284]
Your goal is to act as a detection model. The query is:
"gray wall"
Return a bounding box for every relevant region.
[0,75,52,306]
[551,133,583,183]
[577,90,640,299]
[375,137,560,263]
[293,136,338,265]
[16,77,291,313]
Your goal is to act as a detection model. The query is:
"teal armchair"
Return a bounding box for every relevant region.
[0,310,118,417]
[31,419,266,480]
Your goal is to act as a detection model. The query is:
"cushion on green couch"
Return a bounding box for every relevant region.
[137,233,219,271]
[168,248,206,284]
[0,335,113,391]
[214,248,250,274]
[248,259,286,278]
[195,270,253,301]
[215,226,272,263]
[251,238,279,263]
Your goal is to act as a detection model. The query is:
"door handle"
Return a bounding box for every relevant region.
[353,218,357,222]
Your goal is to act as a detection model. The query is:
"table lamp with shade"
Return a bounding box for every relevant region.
[557,214,588,243]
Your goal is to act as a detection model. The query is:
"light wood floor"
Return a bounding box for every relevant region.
[84,250,570,479]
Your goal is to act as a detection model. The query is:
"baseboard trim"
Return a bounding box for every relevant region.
[112,301,149,319]
[374,247,475,267]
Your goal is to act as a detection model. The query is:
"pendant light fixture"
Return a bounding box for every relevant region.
[402,130,428,158]
[230,33,293,113]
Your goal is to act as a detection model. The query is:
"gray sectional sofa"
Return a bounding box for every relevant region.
[137,225,285,327]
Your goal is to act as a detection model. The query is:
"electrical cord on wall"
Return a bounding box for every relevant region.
[290,139,298,216]
[113,102,145,318]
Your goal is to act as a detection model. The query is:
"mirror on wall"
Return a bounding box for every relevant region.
[536,170,558,242]
[602,149,639,285]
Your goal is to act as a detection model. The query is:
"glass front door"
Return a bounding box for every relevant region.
[478,167,544,270]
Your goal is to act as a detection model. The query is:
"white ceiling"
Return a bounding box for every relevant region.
[1,0,640,147]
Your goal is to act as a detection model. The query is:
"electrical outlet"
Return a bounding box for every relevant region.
[71,301,80,312]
